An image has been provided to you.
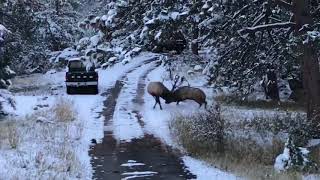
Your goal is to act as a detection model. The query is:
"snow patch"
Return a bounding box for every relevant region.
[183,156,241,180]
[112,62,157,142]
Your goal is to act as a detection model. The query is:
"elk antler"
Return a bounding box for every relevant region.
[171,75,180,91]
[171,75,188,91]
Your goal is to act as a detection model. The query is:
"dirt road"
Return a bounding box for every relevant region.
[89,59,196,180]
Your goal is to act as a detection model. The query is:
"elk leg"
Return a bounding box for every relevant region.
[176,101,180,105]
[156,96,162,110]
[153,97,157,109]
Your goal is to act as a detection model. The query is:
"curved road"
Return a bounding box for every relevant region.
[89,58,196,180]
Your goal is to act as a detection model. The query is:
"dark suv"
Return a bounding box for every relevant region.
[65,59,98,94]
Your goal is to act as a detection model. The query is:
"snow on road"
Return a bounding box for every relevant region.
[112,61,158,142]
[98,52,159,90]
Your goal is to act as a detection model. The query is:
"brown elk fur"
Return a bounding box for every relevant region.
[168,86,207,108]
[147,82,171,110]
[147,80,207,109]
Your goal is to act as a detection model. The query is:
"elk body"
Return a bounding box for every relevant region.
[147,75,207,110]
[166,86,207,109]
[147,82,171,110]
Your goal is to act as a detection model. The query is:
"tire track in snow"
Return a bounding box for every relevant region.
[123,62,196,180]
[131,61,161,129]
[98,57,158,125]
[89,58,158,179]
[90,57,196,180]
[112,61,159,141]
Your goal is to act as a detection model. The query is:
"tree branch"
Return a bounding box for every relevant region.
[252,13,266,27]
[238,22,296,35]
[221,4,251,29]
[273,0,293,11]
[312,6,320,16]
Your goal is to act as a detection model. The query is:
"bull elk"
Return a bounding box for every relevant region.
[147,82,171,110]
[165,86,207,109]
[147,75,207,109]
[147,75,183,110]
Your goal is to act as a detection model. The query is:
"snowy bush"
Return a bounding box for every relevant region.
[51,98,76,122]
[237,111,313,146]
[0,66,16,88]
[170,102,316,169]
[7,122,20,149]
[0,24,10,43]
[170,104,227,153]
[0,89,16,118]
[275,138,317,172]
[0,23,16,118]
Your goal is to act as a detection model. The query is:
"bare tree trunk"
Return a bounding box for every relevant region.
[293,0,320,130]
[191,20,199,55]
[191,41,199,55]
[302,45,320,124]
[55,0,61,15]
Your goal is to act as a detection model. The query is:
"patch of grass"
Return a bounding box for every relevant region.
[7,122,20,149]
[309,146,320,165]
[215,94,305,111]
[51,98,76,122]
[170,107,315,179]
[0,120,20,149]
[170,107,226,154]
[0,103,85,178]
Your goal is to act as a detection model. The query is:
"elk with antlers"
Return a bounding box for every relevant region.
[147,74,207,110]
[165,86,207,109]
[167,75,207,109]
[147,82,171,110]
[147,75,183,110]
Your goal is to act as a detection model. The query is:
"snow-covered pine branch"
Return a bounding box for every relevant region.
[238,22,296,35]
[312,6,320,16]
[222,4,251,29]
[0,24,10,42]
[273,0,293,11]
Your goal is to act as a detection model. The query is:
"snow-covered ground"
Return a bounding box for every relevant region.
[140,65,241,179]
[3,52,314,179]
[0,95,103,179]
[221,105,305,123]
[0,53,161,179]
[142,65,207,146]
[183,156,242,180]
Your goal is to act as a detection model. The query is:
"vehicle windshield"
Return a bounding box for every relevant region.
[68,60,87,71]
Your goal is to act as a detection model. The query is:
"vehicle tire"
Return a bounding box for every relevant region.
[92,85,98,94]
[67,86,73,94]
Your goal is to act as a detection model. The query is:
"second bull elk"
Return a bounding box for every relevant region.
[147,75,207,110]
[165,86,207,109]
